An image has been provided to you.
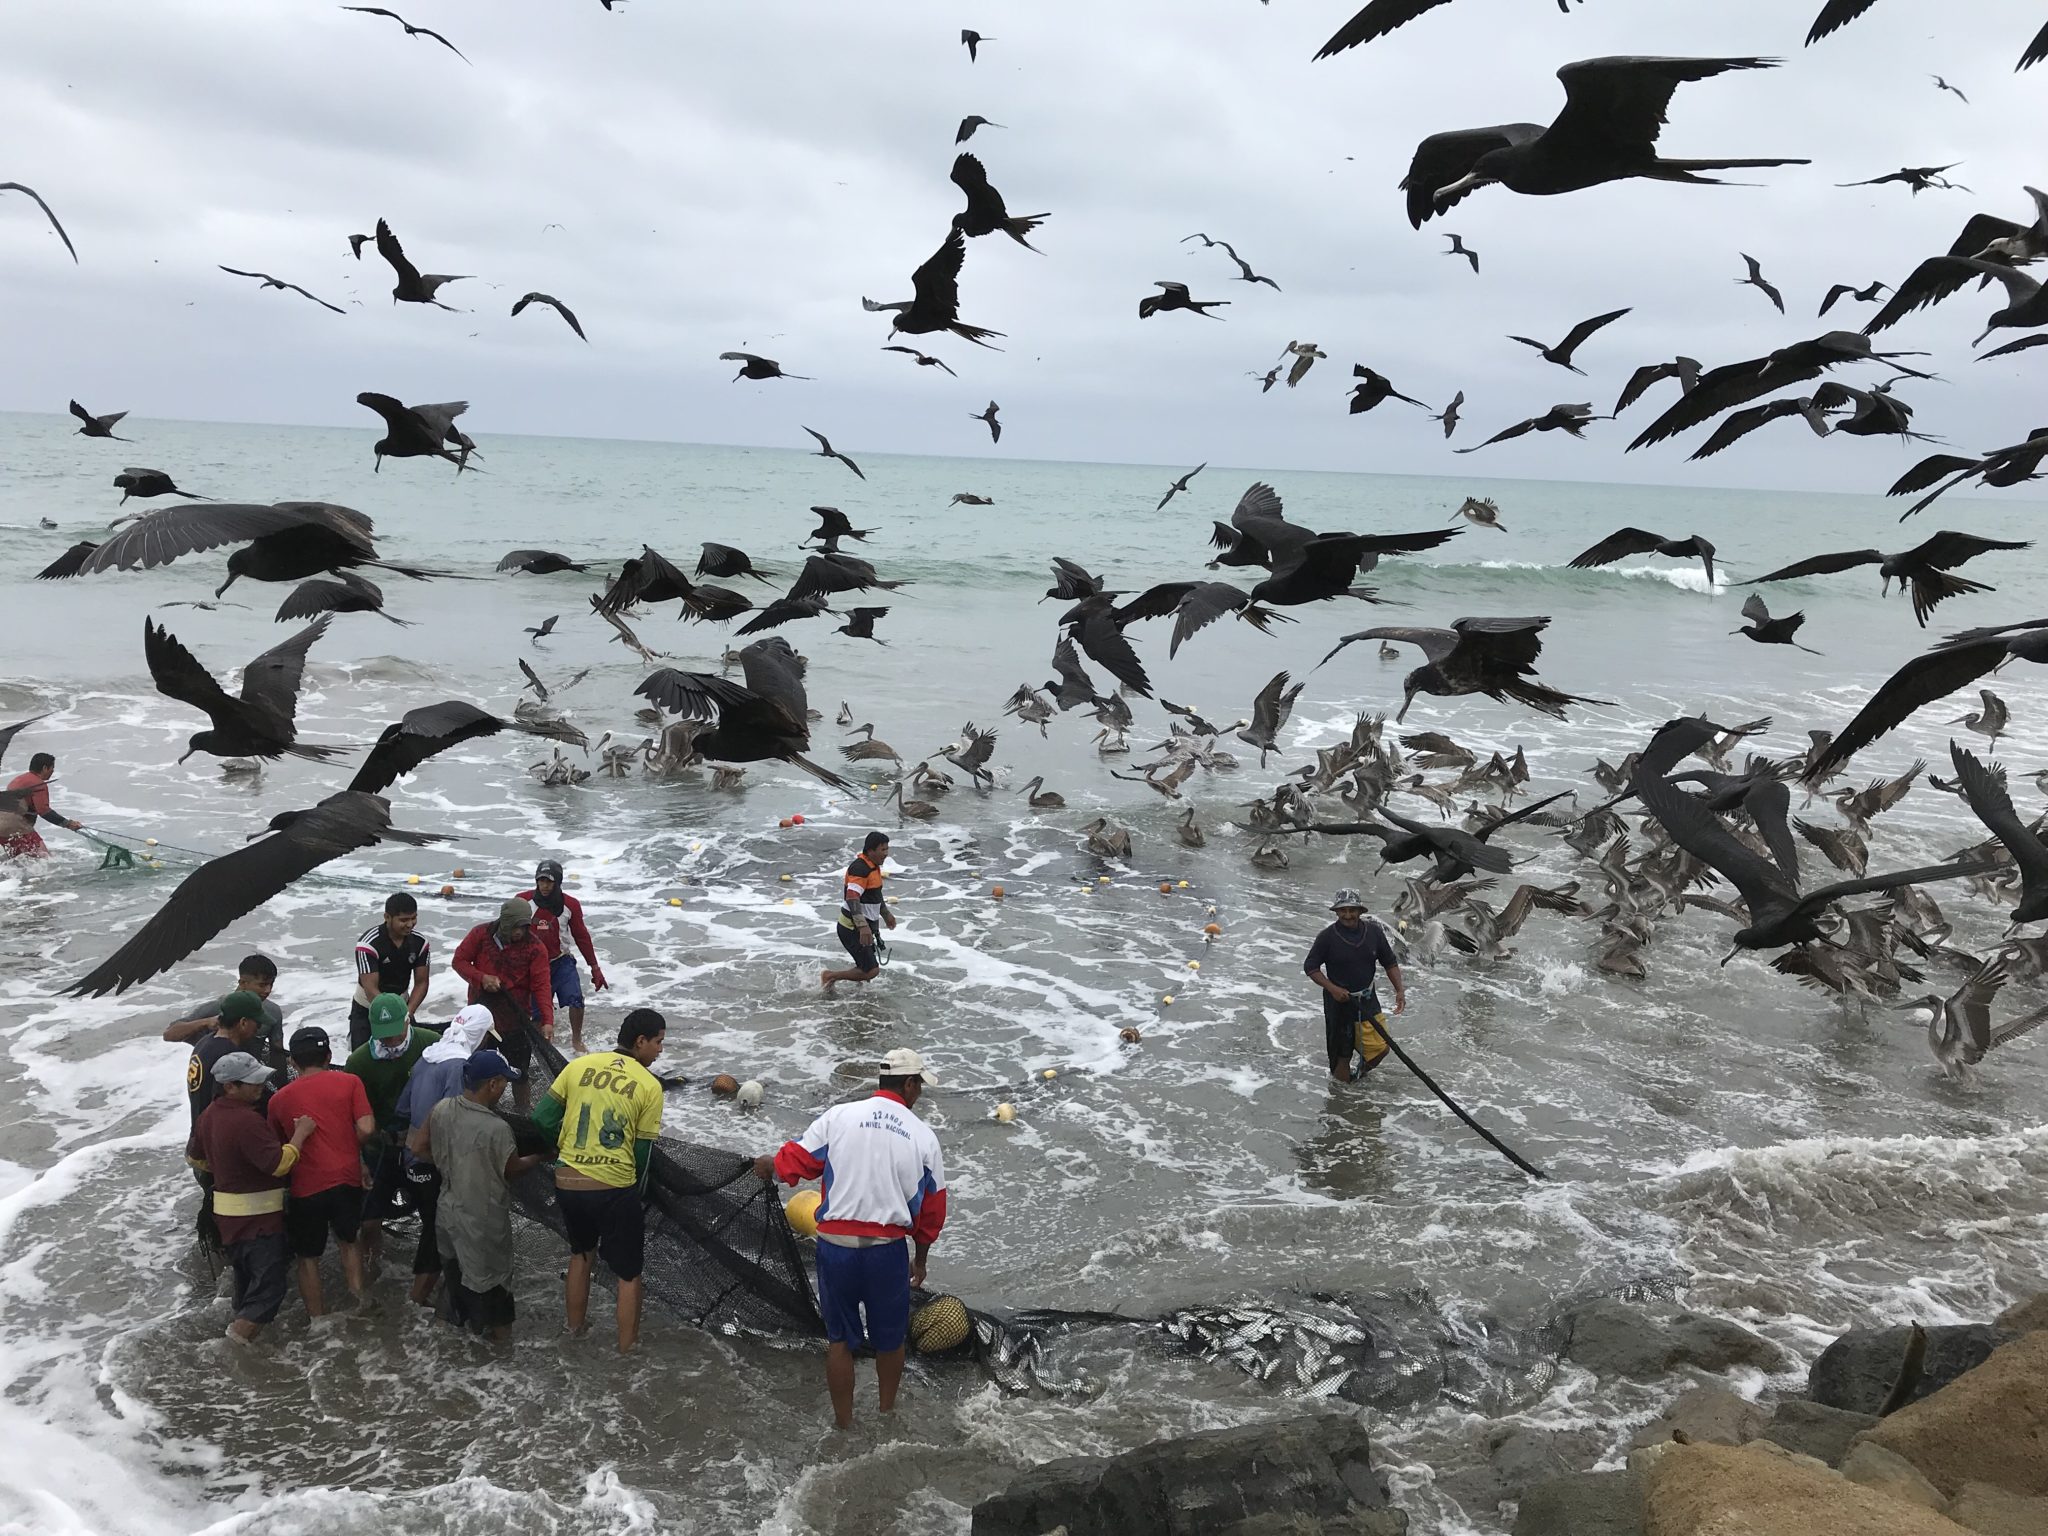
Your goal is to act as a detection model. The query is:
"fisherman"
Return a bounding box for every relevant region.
[349,891,432,1051]
[1303,888,1407,1084]
[266,1026,375,1318]
[162,955,285,1075]
[177,988,279,1259]
[186,1051,315,1343]
[397,1003,497,1307]
[518,859,608,1055]
[822,831,895,993]
[343,993,441,1272]
[754,1047,948,1431]
[451,897,553,1102]
[1,752,81,859]
[419,1047,550,1341]
[531,1009,668,1353]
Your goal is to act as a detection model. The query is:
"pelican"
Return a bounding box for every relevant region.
[890,782,939,822]
[1019,775,1065,810]
[1083,817,1132,859]
[1177,807,1206,848]
[841,723,903,769]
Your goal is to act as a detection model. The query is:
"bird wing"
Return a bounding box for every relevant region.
[280,281,347,315]
[0,712,50,766]
[1865,249,2011,335]
[1548,56,1779,158]
[1803,640,2007,782]
[275,577,356,621]
[1398,125,1537,227]
[1075,609,1152,697]
[1740,591,1773,625]
[737,636,811,721]
[1231,482,1285,527]
[634,669,757,722]
[514,292,586,340]
[1568,527,1666,569]
[1817,283,1854,316]
[1745,549,1883,582]
[1168,585,1254,657]
[1314,0,1456,58]
[1324,625,1460,668]
[1050,634,1096,695]
[2021,20,2048,69]
[1633,771,1794,916]
[1889,453,1984,497]
[1979,334,2048,361]
[496,549,553,572]
[143,618,251,728]
[1114,582,1200,626]
[373,218,422,286]
[1687,397,1811,460]
[788,555,871,604]
[355,390,415,432]
[908,228,968,315]
[348,700,508,794]
[719,351,767,364]
[236,617,331,727]
[1743,779,1800,882]
[1806,0,1880,44]
[1949,743,2048,893]
[0,182,79,262]
[408,400,471,445]
[65,793,418,995]
[37,541,101,580]
[1911,531,2032,571]
[950,153,1003,221]
[1460,413,1544,451]
[1557,307,1632,356]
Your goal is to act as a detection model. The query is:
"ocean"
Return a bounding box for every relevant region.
[2,408,2045,1536]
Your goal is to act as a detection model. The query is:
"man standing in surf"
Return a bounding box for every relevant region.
[1304,888,1407,1084]
[822,831,895,993]
[2,751,81,858]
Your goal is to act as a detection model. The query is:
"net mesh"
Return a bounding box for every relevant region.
[502,1019,823,1337]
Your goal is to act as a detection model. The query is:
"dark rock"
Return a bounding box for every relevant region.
[1216,1513,1408,1536]
[1485,1426,1603,1500]
[1560,1299,1789,1381]
[971,1416,1389,1536]
[1806,1325,2014,1417]
[1759,1399,1878,1467]
[1628,1386,1768,1449]
[1509,1470,1642,1536]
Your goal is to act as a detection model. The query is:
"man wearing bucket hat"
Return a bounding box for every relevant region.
[1304,888,1406,1084]
[753,1047,948,1430]
[186,1050,316,1342]
[451,897,554,1104]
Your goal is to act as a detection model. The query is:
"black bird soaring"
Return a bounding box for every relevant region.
[1688,380,1926,461]
[1059,594,1153,697]
[1736,253,1785,313]
[1613,356,1700,415]
[218,266,346,315]
[1304,793,1574,883]
[356,393,475,472]
[1568,528,1716,585]
[341,6,469,61]
[787,553,909,606]
[950,154,1046,250]
[881,345,957,376]
[1138,282,1228,319]
[352,701,586,795]
[1321,616,1611,721]
[961,29,991,62]
[972,400,1002,443]
[1733,592,1821,653]
[1632,769,1989,955]
[801,426,864,480]
[1348,366,1431,414]
[71,400,130,439]
[1745,531,2030,626]
[636,637,854,789]
[1158,463,1205,510]
[955,116,1004,143]
[114,468,204,504]
[1508,306,1630,373]
[1113,581,1296,659]
[596,545,753,623]
[512,292,586,341]
[802,506,872,551]
[722,351,809,381]
[497,549,589,575]
[1628,332,1931,452]
[2,182,78,261]
[1208,239,1280,290]
[1316,0,1585,59]
[697,543,774,583]
[1444,233,1480,273]
[1433,390,1465,438]
[1399,56,1806,229]
[1818,279,1890,317]
[1860,190,2048,336]
[864,229,1005,349]
[64,792,448,996]
[1888,428,2048,518]
[736,593,833,637]
[837,607,890,644]
[145,615,341,762]
[1839,165,1970,196]
[276,570,408,626]
[1044,557,1111,604]
[372,218,469,308]
[1458,402,1598,452]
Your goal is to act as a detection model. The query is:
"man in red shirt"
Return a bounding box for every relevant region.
[452,897,553,1106]
[267,1026,375,1317]
[2,752,81,859]
[518,859,607,1055]
[188,1051,316,1342]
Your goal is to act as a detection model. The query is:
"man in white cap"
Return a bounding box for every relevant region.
[1304,888,1406,1083]
[186,1051,316,1342]
[754,1047,948,1430]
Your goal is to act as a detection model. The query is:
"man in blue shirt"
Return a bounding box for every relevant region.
[1303,888,1406,1083]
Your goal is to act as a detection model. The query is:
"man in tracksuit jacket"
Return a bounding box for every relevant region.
[755,1047,947,1430]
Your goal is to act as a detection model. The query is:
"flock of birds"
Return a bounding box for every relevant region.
[5,5,2048,1085]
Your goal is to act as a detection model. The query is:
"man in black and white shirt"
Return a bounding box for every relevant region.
[349,892,432,1049]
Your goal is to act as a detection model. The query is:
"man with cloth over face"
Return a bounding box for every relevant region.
[518,859,607,1056]
[452,897,554,1103]
[755,1047,948,1431]
[1303,887,1407,1084]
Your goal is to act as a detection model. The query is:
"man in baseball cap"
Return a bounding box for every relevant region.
[451,896,553,1102]
[754,1045,947,1429]
[1304,888,1406,1083]
[344,993,441,1270]
[187,1051,316,1342]
[417,1048,546,1341]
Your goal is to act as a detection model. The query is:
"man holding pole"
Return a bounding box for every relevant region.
[1303,888,1406,1084]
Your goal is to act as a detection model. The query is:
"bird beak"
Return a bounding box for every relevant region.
[1719,945,1741,967]
[177,748,195,764]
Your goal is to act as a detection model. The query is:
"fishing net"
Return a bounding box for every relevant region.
[501,1018,823,1337]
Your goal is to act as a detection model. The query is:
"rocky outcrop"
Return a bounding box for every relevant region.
[1991,1293,2048,1334]
[1628,1386,1768,1450]
[1560,1300,1789,1381]
[1217,1514,1408,1536]
[1853,1331,2048,1499]
[1842,1443,1949,1513]
[1945,1482,2048,1536]
[1510,1470,1640,1536]
[969,1416,1397,1536]
[1758,1398,1878,1467]
[1484,1425,1602,1501]
[1640,1441,1970,1536]
[1807,1325,2012,1416]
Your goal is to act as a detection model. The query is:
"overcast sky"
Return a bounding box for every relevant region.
[2,0,2040,493]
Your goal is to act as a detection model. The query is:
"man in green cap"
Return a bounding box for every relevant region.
[344,993,440,1272]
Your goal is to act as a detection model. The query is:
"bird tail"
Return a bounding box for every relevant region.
[367,561,478,583]
[947,321,1007,349]
[1003,214,1049,251]
[378,610,417,627]
[1910,570,1993,624]
[1648,157,1811,186]
[1508,682,1614,719]
[873,579,914,591]
[285,743,348,761]
[513,717,590,751]
[1239,604,1299,636]
[788,753,858,792]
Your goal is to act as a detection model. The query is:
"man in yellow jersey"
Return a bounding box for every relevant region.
[530,1009,666,1352]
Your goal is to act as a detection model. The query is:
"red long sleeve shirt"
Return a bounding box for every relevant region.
[451,921,554,1033]
[516,889,598,968]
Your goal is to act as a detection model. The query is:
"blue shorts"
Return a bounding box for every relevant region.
[549,954,584,1009]
[814,1238,910,1352]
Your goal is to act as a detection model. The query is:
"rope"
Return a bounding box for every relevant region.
[1362,1002,1549,1181]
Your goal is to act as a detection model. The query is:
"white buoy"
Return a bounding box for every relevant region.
[736,1080,765,1108]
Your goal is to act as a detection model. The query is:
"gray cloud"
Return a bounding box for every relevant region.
[1,0,2038,492]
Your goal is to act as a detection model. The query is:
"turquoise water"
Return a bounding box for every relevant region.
[2,409,2046,1535]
